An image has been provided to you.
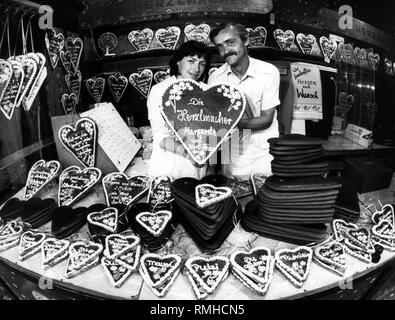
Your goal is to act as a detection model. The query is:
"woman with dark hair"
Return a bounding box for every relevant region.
[147,40,211,179]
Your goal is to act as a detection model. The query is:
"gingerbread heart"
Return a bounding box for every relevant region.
[246,26,267,48]
[160,79,246,165]
[60,51,75,73]
[153,69,170,84]
[129,69,153,98]
[69,240,103,269]
[338,43,355,64]
[332,219,358,240]
[346,228,374,253]
[186,272,209,300]
[195,184,232,208]
[372,236,395,252]
[0,221,23,241]
[24,160,61,201]
[319,36,337,62]
[185,256,229,294]
[61,93,78,115]
[314,241,346,276]
[273,29,295,51]
[135,210,172,237]
[384,58,394,75]
[88,207,119,233]
[13,56,37,110]
[115,244,141,271]
[102,173,150,207]
[19,230,46,261]
[65,255,99,279]
[184,24,210,43]
[372,204,395,226]
[23,53,47,111]
[140,253,182,288]
[64,37,83,70]
[155,26,181,50]
[0,59,14,103]
[343,243,372,264]
[372,220,395,240]
[101,256,132,288]
[59,117,97,167]
[104,234,140,259]
[141,265,180,297]
[65,70,82,99]
[296,33,316,55]
[339,92,354,117]
[41,238,70,267]
[368,52,380,70]
[147,175,173,206]
[275,247,313,288]
[0,60,24,120]
[128,28,154,51]
[58,166,102,206]
[85,76,105,103]
[45,29,65,69]
[354,47,368,66]
[108,73,128,102]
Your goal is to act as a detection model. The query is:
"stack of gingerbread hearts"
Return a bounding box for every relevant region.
[171,177,243,253]
[41,237,71,269]
[51,206,90,238]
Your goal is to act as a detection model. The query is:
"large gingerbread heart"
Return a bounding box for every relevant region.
[104,234,140,259]
[273,29,295,51]
[45,29,65,69]
[108,73,128,102]
[58,166,102,206]
[128,28,154,51]
[24,160,61,200]
[184,24,210,43]
[129,69,153,98]
[59,117,97,167]
[195,183,232,208]
[85,76,105,103]
[155,26,181,50]
[160,79,246,165]
[296,33,316,55]
[88,207,119,233]
[135,210,172,237]
[61,93,78,115]
[65,70,82,99]
[372,220,395,240]
[346,227,374,253]
[102,173,150,207]
[354,47,368,66]
[319,36,337,62]
[246,27,267,48]
[64,37,83,70]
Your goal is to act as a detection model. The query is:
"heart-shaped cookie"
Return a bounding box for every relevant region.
[354,47,368,66]
[296,33,316,55]
[153,69,170,84]
[0,221,23,241]
[65,255,100,279]
[24,160,61,200]
[275,247,313,288]
[69,240,103,269]
[314,241,346,276]
[346,228,374,253]
[319,36,337,62]
[41,238,70,267]
[184,24,210,43]
[384,58,394,75]
[104,234,140,259]
[195,183,232,208]
[64,37,83,70]
[339,92,354,117]
[129,69,153,98]
[101,256,132,288]
[372,204,395,226]
[65,70,82,99]
[372,220,395,240]
[246,26,267,48]
[61,93,78,115]
[0,59,14,103]
[15,56,37,109]
[108,73,128,102]
[332,219,358,240]
[0,60,24,120]
[23,53,47,111]
[58,166,102,206]
[186,272,209,300]
[87,207,118,233]
[343,243,372,263]
[185,256,229,294]
[141,264,180,297]
[135,210,172,237]
[155,26,181,50]
[128,28,154,51]
[59,117,97,167]
[45,29,65,69]
[102,173,150,207]
[140,253,182,288]
[115,244,141,271]
[147,175,173,206]
[59,51,75,73]
[19,230,46,261]
[85,76,105,103]
[273,29,295,51]
[338,43,355,64]
[230,246,272,283]
[368,52,380,70]
[160,79,246,165]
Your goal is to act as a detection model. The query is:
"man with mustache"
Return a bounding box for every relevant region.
[208,22,280,180]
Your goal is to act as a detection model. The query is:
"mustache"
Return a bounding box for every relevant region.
[224,51,237,58]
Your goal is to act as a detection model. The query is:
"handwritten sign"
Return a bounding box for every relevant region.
[247,26,267,48]
[155,27,181,50]
[65,70,82,99]
[108,73,128,102]
[45,29,65,69]
[86,76,105,103]
[24,160,61,200]
[59,117,98,167]
[184,24,210,43]
[160,79,246,165]
[128,69,153,98]
[128,28,154,51]
[64,37,83,70]
[58,166,102,206]
[102,173,150,207]
[147,175,173,206]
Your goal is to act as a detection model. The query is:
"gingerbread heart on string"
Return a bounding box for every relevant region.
[24,52,47,112]
[273,29,295,51]
[64,37,83,70]
[15,56,37,109]
[60,93,78,115]
[129,69,153,98]
[368,52,380,70]
[319,36,337,62]
[339,92,354,117]
[155,26,181,50]
[384,58,394,75]
[108,73,128,102]
[135,210,172,237]
[0,60,14,103]
[87,207,119,233]
[296,33,316,55]
[195,183,232,208]
[45,29,65,69]
[153,69,170,84]
[85,76,105,103]
[246,26,267,48]
[65,70,82,99]
[184,24,211,43]
[354,47,368,66]
[58,117,97,167]
[338,43,355,64]
[59,51,75,73]
[147,175,173,206]
[128,28,154,51]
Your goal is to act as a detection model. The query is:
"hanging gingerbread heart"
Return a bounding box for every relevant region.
[61,93,78,115]
[296,33,316,55]
[160,79,246,165]
[87,207,119,233]
[85,76,105,103]
[24,159,61,200]
[65,37,83,70]
[15,56,37,109]
[338,43,355,64]
[101,256,132,288]
[147,175,173,206]
[108,73,128,102]
[65,70,82,99]
[128,28,154,51]
[195,183,232,208]
[102,173,151,207]
[135,210,172,237]
[153,69,170,84]
[58,166,102,206]
[368,52,380,70]
[155,26,181,50]
[319,36,337,62]
[0,59,13,103]
[59,50,75,73]
[246,26,267,48]
[354,47,369,67]
[273,29,295,51]
[0,60,24,120]
[104,234,140,259]
[41,238,70,267]
[184,24,210,43]
[129,69,153,98]
[19,230,47,261]
[384,58,394,75]
[59,117,97,167]
[23,53,47,111]
[314,241,346,276]
[339,92,354,117]
[45,29,65,69]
